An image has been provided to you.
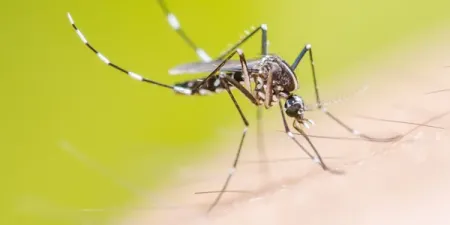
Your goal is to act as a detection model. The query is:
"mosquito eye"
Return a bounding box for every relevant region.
[284,100,290,109]
[284,98,295,109]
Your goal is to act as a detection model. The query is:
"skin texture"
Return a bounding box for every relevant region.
[119,28,450,225]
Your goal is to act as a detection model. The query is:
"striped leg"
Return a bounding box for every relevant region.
[192,50,258,213]
[157,0,268,62]
[216,24,268,60]
[204,75,253,213]
[66,13,187,92]
[157,0,212,62]
[214,23,269,176]
[67,13,203,96]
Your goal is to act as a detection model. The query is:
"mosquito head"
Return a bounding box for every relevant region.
[284,94,305,119]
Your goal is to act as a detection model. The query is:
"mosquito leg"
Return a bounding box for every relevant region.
[157,0,269,62]
[290,44,311,71]
[216,24,268,60]
[228,22,271,177]
[229,50,269,176]
[295,44,402,142]
[157,0,212,62]
[67,13,176,91]
[237,49,252,91]
[229,51,269,176]
[189,49,258,100]
[190,49,240,93]
[220,75,258,105]
[322,109,402,142]
[217,21,272,179]
[355,115,445,130]
[189,51,260,212]
[204,75,252,213]
[277,101,329,171]
[291,121,326,167]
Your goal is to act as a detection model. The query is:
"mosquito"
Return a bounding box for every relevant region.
[67,0,401,213]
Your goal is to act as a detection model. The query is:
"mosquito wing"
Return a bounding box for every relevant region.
[168,58,262,75]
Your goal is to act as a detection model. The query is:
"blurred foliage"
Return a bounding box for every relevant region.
[1,0,450,224]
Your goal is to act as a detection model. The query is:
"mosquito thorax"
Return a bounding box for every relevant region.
[284,95,305,118]
[258,55,299,92]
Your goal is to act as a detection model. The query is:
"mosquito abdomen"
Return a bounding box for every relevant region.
[173,72,243,96]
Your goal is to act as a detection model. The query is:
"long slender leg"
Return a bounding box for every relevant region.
[215,22,269,173]
[215,24,269,164]
[188,49,257,100]
[190,50,240,93]
[237,50,252,91]
[277,102,329,171]
[188,51,260,212]
[322,110,401,142]
[221,75,258,104]
[292,121,326,167]
[216,24,268,60]
[189,48,258,97]
[67,13,177,91]
[157,0,268,62]
[205,75,255,213]
[290,44,311,71]
[236,48,270,184]
[157,0,212,62]
[355,115,444,129]
[294,44,401,142]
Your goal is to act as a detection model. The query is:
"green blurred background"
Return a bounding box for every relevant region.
[2,0,450,224]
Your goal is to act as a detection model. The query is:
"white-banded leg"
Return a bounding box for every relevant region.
[216,24,268,60]
[294,44,402,142]
[203,76,258,213]
[159,0,268,62]
[219,24,270,174]
[204,75,253,213]
[158,0,268,61]
[157,0,212,62]
[226,50,269,181]
[215,21,270,175]
[158,0,268,63]
[214,23,269,168]
[66,13,186,93]
[190,50,261,213]
[213,21,269,175]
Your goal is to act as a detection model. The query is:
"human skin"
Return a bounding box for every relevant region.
[120,28,450,225]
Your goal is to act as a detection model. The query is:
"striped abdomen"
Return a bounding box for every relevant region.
[173,72,244,96]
